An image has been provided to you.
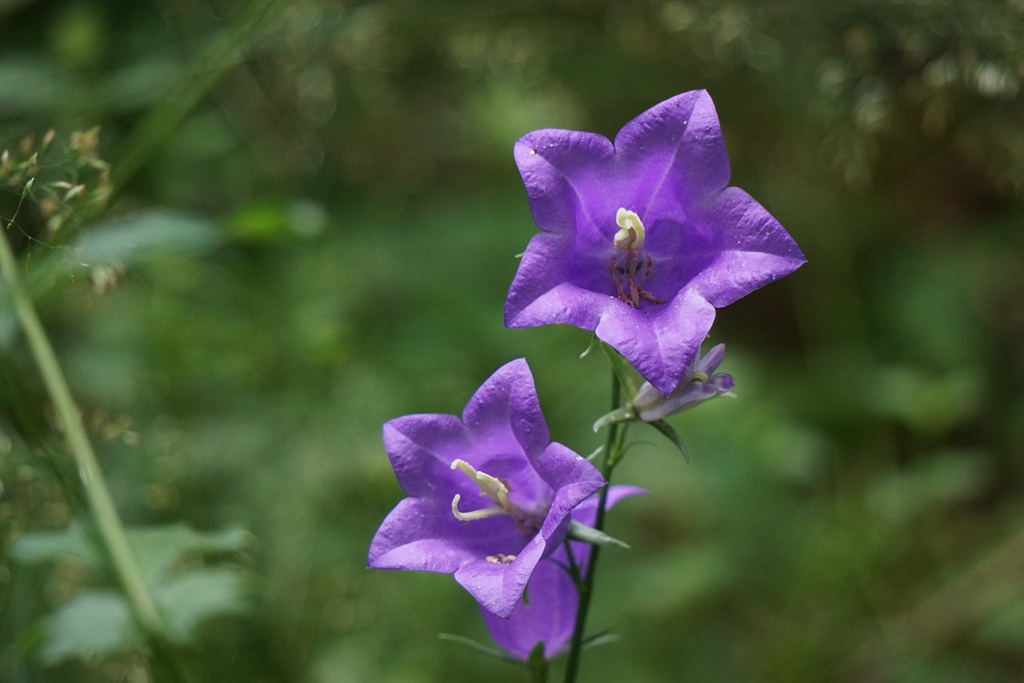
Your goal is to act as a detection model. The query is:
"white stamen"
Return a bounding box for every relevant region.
[450,459,513,523]
[613,208,645,250]
[485,553,517,564]
[451,494,510,522]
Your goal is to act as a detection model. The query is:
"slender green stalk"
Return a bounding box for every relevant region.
[0,225,166,639]
[563,370,629,683]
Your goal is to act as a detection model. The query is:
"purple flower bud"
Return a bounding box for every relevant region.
[632,343,734,421]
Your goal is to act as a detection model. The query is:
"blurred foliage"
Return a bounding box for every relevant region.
[1,0,1023,681]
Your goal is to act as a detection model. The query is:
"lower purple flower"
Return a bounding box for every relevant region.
[481,486,646,660]
[368,359,606,618]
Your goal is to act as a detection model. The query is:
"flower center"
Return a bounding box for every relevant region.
[609,208,665,309]
[449,459,546,535]
[450,459,513,522]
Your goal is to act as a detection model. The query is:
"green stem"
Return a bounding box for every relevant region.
[563,370,628,683]
[0,225,166,639]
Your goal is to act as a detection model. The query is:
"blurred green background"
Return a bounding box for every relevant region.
[1,0,1023,681]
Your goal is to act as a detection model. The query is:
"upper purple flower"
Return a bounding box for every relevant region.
[506,90,805,395]
[367,359,606,618]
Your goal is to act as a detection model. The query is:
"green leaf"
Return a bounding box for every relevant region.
[126,524,250,583]
[71,210,222,268]
[8,523,101,568]
[9,523,250,585]
[155,567,251,644]
[39,591,143,663]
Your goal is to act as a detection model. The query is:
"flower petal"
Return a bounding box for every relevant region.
[687,187,806,307]
[462,358,550,461]
[615,90,731,216]
[479,556,577,660]
[454,531,547,618]
[382,414,471,498]
[368,498,526,573]
[595,288,717,395]
[514,130,614,237]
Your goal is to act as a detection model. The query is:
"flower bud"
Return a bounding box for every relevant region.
[632,343,734,421]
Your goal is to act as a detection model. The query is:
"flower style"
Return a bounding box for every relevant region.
[367,359,606,618]
[481,486,646,660]
[506,90,805,395]
[632,343,734,421]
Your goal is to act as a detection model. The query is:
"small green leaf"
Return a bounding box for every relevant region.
[72,210,222,267]
[581,630,619,651]
[39,591,143,663]
[8,523,100,568]
[127,525,250,584]
[437,633,512,661]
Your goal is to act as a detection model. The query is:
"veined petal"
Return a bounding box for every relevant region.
[687,186,805,307]
[462,358,550,461]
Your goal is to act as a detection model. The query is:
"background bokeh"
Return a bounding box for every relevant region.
[2,1,1023,681]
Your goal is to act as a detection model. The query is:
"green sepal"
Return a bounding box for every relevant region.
[592,407,634,433]
[526,641,549,683]
[566,520,630,549]
[647,419,689,462]
[578,332,600,359]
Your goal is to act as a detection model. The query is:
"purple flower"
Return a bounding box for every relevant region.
[367,359,606,618]
[632,343,734,421]
[506,90,805,395]
[481,486,646,660]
